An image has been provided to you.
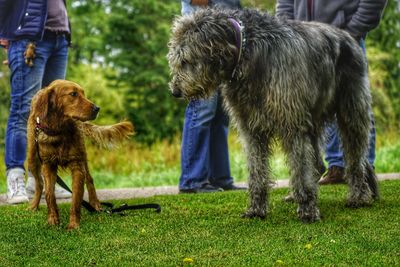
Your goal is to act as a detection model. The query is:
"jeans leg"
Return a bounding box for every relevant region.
[367,114,376,165]
[181,1,198,15]
[5,39,47,170]
[324,122,345,169]
[325,116,376,168]
[209,93,233,187]
[41,36,68,86]
[179,93,218,190]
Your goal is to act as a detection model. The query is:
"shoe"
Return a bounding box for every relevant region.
[26,175,72,199]
[318,166,346,185]
[179,183,224,193]
[218,184,247,191]
[6,168,29,204]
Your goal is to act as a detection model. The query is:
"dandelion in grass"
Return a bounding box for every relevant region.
[183,258,194,264]
[304,243,313,250]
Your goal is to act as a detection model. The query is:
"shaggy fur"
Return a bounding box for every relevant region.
[167,8,379,222]
[27,80,134,229]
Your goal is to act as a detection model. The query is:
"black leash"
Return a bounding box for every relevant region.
[56,176,161,215]
[34,120,161,215]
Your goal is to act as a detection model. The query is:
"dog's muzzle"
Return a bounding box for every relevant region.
[90,105,100,120]
[171,89,183,98]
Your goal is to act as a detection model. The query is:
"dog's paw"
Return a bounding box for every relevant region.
[90,201,102,212]
[240,208,266,219]
[66,222,80,230]
[346,198,373,208]
[47,215,60,226]
[346,191,373,208]
[27,205,39,212]
[297,205,321,223]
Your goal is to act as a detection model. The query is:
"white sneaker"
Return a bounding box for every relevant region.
[26,173,72,199]
[6,168,29,204]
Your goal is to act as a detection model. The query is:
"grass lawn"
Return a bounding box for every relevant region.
[0,180,399,266]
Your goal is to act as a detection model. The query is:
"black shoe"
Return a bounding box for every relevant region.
[179,184,224,194]
[216,184,247,191]
[319,166,346,185]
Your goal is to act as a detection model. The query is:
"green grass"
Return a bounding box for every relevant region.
[0,131,399,193]
[0,180,399,266]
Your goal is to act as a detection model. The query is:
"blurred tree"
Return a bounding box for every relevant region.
[68,0,108,65]
[367,0,400,124]
[104,0,185,144]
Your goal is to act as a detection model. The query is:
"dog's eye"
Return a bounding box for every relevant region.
[70,92,78,97]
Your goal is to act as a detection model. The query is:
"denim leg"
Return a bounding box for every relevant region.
[181,1,198,15]
[324,123,345,169]
[179,93,219,190]
[5,39,47,170]
[41,36,68,86]
[324,117,376,168]
[209,94,233,187]
[4,37,68,170]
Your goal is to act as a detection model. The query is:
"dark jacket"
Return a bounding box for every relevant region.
[0,0,70,42]
[276,0,387,39]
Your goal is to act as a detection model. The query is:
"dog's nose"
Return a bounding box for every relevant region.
[92,105,100,114]
[171,89,182,98]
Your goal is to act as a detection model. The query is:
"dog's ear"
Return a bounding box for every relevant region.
[31,86,55,123]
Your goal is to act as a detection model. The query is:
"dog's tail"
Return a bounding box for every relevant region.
[78,121,134,149]
[365,162,379,200]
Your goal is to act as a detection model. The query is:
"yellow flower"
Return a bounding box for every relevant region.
[183,257,194,264]
[305,243,313,249]
[276,259,284,265]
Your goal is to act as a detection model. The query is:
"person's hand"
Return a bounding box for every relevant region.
[0,39,9,49]
[191,0,209,6]
[0,39,9,65]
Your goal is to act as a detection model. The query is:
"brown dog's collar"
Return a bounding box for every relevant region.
[35,117,61,136]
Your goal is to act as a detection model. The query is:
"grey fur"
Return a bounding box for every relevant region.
[167,8,378,222]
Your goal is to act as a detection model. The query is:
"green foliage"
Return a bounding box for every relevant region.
[242,0,276,11]
[0,181,399,265]
[104,0,185,144]
[67,0,109,65]
[367,0,400,123]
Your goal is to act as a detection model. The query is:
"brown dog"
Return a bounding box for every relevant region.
[27,80,134,229]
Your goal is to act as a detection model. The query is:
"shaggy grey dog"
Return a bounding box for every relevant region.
[167,8,378,222]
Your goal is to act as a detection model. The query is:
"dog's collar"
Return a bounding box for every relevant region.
[35,117,60,136]
[228,18,245,79]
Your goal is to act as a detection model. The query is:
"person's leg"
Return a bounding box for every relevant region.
[179,93,220,191]
[209,92,234,188]
[181,1,197,15]
[5,39,48,203]
[41,35,68,86]
[324,123,345,169]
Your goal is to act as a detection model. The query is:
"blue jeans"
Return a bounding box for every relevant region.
[181,1,196,14]
[179,92,233,190]
[325,39,376,168]
[5,35,68,170]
